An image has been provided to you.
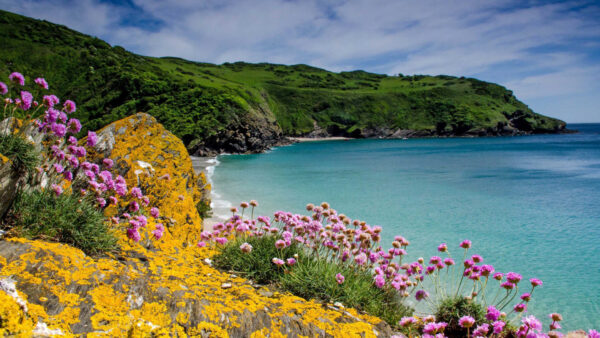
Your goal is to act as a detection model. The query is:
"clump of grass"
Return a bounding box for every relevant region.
[4,190,118,255]
[434,296,486,337]
[279,258,412,324]
[213,235,302,284]
[213,235,412,325]
[0,133,39,174]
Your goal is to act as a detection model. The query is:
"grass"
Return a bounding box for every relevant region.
[0,133,39,174]
[3,189,118,255]
[0,9,565,154]
[213,235,413,326]
[434,296,486,337]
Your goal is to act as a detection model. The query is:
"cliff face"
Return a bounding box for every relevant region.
[0,113,390,337]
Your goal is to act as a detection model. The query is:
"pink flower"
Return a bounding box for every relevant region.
[34,77,48,89]
[67,119,81,134]
[437,243,447,252]
[9,72,25,86]
[514,303,527,313]
[240,201,249,208]
[429,256,442,265]
[501,281,515,290]
[550,322,561,330]
[459,239,472,249]
[129,201,140,212]
[43,95,59,107]
[272,258,285,266]
[51,184,63,196]
[96,197,106,208]
[127,228,141,242]
[150,207,160,218]
[530,278,543,287]
[399,317,415,327]
[444,258,455,266]
[87,131,98,147]
[240,242,253,253]
[275,239,286,249]
[0,82,7,95]
[51,123,66,137]
[374,274,385,288]
[63,171,73,181]
[20,91,33,110]
[481,264,494,277]
[549,313,563,322]
[335,273,345,284]
[53,163,64,174]
[415,289,428,301]
[197,241,207,248]
[486,306,500,321]
[214,237,228,245]
[130,187,143,199]
[153,223,165,240]
[493,272,504,281]
[63,100,76,113]
[492,321,505,334]
[506,272,522,284]
[588,330,600,338]
[141,196,150,206]
[458,316,475,328]
[109,196,118,205]
[471,254,483,263]
[354,252,367,266]
[103,158,114,169]
[521,293,531,302]
[522,316,542,331]
[286,258,296,266]
[473,323,489,337]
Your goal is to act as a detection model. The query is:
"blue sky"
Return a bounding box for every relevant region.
[2,0,599,123]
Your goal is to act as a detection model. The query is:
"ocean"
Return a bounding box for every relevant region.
[199,123,600,331]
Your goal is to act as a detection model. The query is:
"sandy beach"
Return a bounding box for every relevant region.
[289,136,351,142]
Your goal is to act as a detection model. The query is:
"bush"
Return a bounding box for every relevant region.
[434,296,486,337]
[0,133,39,174]
[213,235,302,284]
[4,190,118,255]
[213,235,412,325]
[279,258,412,325]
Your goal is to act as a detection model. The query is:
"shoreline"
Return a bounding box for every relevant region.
[289,136,351,142]
[191,155,229,231]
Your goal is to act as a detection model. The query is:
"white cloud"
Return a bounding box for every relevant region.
[1,0,599,122]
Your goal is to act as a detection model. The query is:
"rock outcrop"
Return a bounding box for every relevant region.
[0,113,391,337]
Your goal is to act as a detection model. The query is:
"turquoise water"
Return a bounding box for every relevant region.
[209,124,600,330]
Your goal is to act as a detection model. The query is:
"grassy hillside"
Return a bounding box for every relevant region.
[0,10,566,154]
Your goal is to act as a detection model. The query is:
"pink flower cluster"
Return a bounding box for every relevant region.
[2,73,164,246]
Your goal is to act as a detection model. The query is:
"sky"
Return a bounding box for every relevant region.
[2,0,600,123]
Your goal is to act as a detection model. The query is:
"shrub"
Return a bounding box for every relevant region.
[279,257,412,324]
[213,235,302,284]
[434,296,486,337]
[0,133,38,174]
[5,189,117,255]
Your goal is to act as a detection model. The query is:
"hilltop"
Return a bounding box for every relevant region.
[0,10,566,155]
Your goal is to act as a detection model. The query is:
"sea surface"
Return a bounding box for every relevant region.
[203,123,600,331]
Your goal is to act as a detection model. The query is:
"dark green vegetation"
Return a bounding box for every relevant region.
[3,190,118,255]
[0,10,566,155]
[213,236,412,326]
[0,133,39,174]
[435,296,486,337]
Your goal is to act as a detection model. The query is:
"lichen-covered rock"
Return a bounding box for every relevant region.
[0,113,391,336]
[0,238,390,337]
[86,112,210,244]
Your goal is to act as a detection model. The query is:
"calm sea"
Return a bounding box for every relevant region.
[206,123,600,330]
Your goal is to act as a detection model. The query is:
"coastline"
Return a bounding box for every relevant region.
[289,136,351,142]
[191,155,230,231]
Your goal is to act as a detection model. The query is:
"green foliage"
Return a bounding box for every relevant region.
[4,190,118,255]
[213,235,412,326]
[213,235,302,284]
[0,133,39,174]
[0,9,565,152]
[279,258,412,325]
[434,296,486,338]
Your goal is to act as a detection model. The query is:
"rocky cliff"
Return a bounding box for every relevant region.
[0,113,391,337]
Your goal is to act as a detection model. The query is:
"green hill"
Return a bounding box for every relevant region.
[0,10,566,155]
